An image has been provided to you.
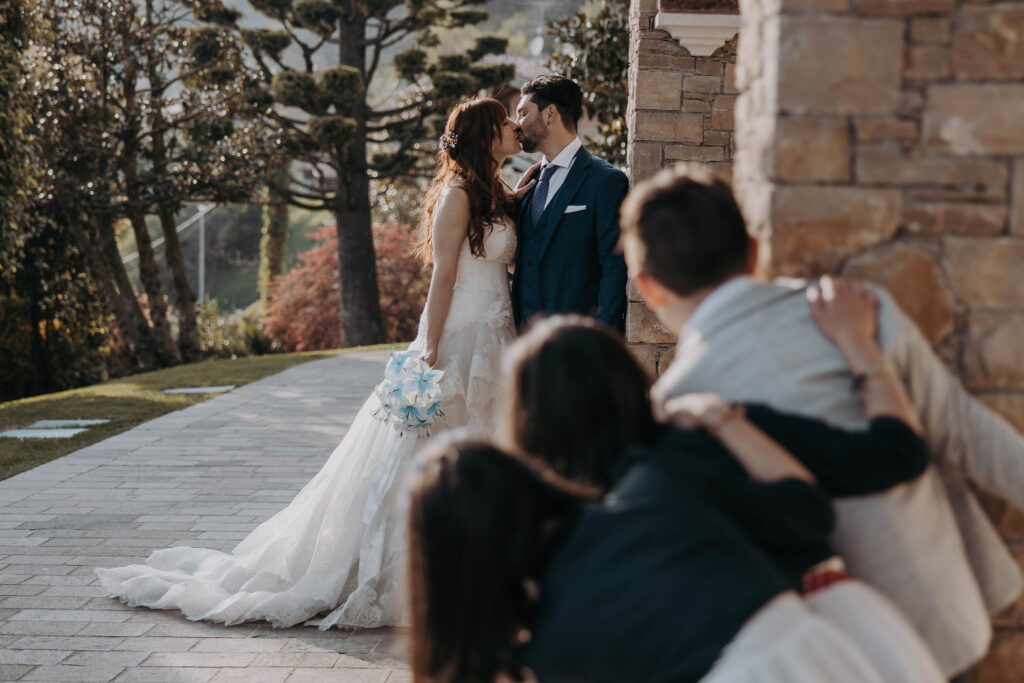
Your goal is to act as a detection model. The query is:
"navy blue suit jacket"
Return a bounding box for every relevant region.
[512,147,629,332]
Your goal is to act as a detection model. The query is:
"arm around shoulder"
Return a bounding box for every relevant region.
[879,289,1024,509]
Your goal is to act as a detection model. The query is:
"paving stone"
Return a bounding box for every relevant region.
[286,670,388,683]
[0,664,34,681]
[63,652,151,668]
[22,664,128,681]
[209,668,291,683]
[0,621,87,636]
[113,668,218,682]
[0,648,73,665]
[141,653,257,668]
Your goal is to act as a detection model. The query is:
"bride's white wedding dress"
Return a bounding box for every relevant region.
[96,219,517,629]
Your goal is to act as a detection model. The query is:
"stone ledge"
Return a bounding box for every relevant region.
[655,11,741,56]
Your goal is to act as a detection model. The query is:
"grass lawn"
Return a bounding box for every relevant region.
[0,345,397,482]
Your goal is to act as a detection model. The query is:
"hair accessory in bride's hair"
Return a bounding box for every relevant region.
[372,350,446,438]
[439,130,458,154]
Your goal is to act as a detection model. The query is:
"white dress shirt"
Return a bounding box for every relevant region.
[539,137,584,211]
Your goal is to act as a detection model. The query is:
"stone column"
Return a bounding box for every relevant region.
[626,0,740,375]
[734,0,1024,676]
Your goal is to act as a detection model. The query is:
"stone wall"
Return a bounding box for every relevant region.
[627,0,1024,675]
[625,0,740,375]
[729,0,1024,678]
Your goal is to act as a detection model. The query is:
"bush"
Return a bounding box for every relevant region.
[263,222,428,351]
[197,299,276,359]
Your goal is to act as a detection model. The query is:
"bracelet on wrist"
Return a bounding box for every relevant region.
[851,363,894,389]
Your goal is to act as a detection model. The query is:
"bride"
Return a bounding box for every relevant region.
[96,97,531,629]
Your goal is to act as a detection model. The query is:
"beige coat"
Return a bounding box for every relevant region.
[652,278,1024,677]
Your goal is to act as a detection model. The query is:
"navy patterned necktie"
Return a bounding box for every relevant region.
[530,163,560,226]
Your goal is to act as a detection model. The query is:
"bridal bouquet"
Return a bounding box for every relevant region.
[372,350,446,438]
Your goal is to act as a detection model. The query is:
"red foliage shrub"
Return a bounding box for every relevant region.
[263,222,429,351]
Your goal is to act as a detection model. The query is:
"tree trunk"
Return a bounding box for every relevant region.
[334,15,384,346]
[157,205,201,362]
[128,210,182,366]
[258,176,290,308]
[144,17,201,363]
[70,212,159,371]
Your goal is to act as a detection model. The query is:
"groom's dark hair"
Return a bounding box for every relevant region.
[620,164,750,296]
[521,75,583,132]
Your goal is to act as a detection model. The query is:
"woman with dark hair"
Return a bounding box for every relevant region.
[500,307,942,682]
[97,98,532,630]
[408,440,886,683]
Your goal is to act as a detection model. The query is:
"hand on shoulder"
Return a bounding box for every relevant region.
[807,276,883,365]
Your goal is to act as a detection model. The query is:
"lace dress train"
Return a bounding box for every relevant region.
[96,222,518,629]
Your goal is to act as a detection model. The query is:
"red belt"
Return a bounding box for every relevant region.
[801,556,851,595]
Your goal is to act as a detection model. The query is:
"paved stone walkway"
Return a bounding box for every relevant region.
[0,350,412,682]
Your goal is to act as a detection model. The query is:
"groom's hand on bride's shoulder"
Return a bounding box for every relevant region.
[514,161,542,199]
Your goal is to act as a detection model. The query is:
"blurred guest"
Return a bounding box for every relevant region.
[620,165,1024,678]
[407,440,885,683]
[503,316,942,683]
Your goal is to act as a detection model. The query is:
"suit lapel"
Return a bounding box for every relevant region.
[537,148,591,260]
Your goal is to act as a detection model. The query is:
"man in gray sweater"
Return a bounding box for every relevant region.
[619,165,1024,679]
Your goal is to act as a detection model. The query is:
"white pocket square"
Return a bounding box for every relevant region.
[564,205,587,214]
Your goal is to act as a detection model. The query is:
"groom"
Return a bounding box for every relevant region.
[512,75,629,332]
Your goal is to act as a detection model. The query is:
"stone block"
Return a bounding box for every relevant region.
[953,3,1024,80]
[626,302,677,344]
[856,145,1009,194]
[922,84,1024,156]
[628,342,659,377]
[772,118,850,182]
[944,236,1024,308]
[1012,160,1024,235]
[904,45,951,80]
[684,75,723,94]
[724,63,739,94]
[777,16,904,115]
[896,90,924,117]
[627,279,644,302]
[842,243,953,343]
[910,17,951,43]
[656,345,677,375]
[902,202,1007,236]
[629,142,664,181]
[972,629,1024,682]
[683,99,711,113]
[638,52,698,70]
[762,186,901,276]
[711,95,737,129]
[635,112,705,143]
[854,118,918,143]
[704,130,731,146]
[762,0,850,12]
[635,70,684,110]
[963,312,1024,390]
[854,0,954,15]
[909,187,1007,203]
[665,144,727,161]
[696,60,725,77]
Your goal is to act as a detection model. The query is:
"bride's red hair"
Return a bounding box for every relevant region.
[418,98,515,263]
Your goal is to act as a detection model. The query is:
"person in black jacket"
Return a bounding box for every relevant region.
[406,440,884,683]
[499,310,942,683]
